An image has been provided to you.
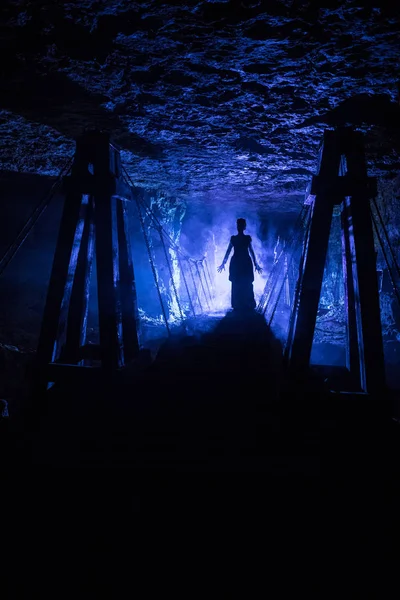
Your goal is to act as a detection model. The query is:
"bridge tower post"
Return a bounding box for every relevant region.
[285,127,385,395]
[34,131,140,398]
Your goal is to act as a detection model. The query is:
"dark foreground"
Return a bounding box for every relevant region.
[2,311,400,477]
[3,311,400,585]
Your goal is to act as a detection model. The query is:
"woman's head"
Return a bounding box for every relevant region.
[237,218,246,233]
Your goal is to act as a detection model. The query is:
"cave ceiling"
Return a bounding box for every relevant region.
[1,0,400,212]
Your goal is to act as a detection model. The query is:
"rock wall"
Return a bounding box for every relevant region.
[1,1,399,211]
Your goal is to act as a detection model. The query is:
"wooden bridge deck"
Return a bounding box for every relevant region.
[2,311,399,475]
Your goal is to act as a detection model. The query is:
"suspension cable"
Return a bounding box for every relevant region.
[372,196,400,280]
[261,206,309,316]
[0,157,74,277]
[257,247,284,311]
[199,259,213,306]
[203,258,214,300]
[268,267,291,327]
[133,190,170,334]
[283,207,313,356]
[123,165,212,317]
[122,166,192,262]
[188,258,203,313]
[257,205,308,313]
[256,261,279,313]
[124,166,209,323]
[158,226,185,324]
[123,167,207,319]
[177,253,196,317]
[370,207,400,309]
[194,260,210,311]
[261,258,285,316]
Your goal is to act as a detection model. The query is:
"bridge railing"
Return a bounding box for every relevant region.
[121,167,215,333]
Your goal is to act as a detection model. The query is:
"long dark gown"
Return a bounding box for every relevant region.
[228,234,256,310]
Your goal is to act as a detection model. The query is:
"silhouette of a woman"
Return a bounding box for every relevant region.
[217,218,262,310]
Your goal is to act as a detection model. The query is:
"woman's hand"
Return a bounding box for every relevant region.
[217,264,225,273]
[255,264,263,274]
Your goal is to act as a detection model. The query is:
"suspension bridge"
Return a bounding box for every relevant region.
[0,149,217,339]
[2,127,400,470]
[1,128,400,396]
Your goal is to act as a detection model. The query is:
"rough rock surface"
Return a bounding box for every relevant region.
[1,0,400,211]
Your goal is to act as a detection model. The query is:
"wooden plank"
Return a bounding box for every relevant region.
[116,199,140,363]
[94,138,123,372]
[95,195,121,371]
[344,131,386,394]
[63,196,95,362]
[310,175,376,201]
[46,362,102,384]
[35,190,84,369]
[55,199,90,362]
[63,174,133,201]
[341,196,362,389]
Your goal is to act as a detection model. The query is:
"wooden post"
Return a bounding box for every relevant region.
[35,190,84,379]
[341,196,362,389]
[94,191,122,371]
[63,196,95,363]
[284,209,312,364]
[34,130,141,398]
[344,131,385,393]
[116,199,141,363]
[287,130,340,376]
[286,127,386,395]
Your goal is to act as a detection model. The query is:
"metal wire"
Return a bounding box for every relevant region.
[372,196,400,280]
[194,260,210,311]
[203,258,214,301]
[158,226,185,324]
[122,165,209,316]
[0,157,74,277]
[177,253,196,317]
[257,204,308,313]
[370,207,400,310]
[133,190,170,334]
[268,269,290,326]
[261,206,310,318]
[188,258,203,313]
[122,166,192,262]
[199,259,213,306]
[283,207,313,357]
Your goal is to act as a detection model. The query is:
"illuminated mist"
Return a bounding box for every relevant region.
[179,199,286,313]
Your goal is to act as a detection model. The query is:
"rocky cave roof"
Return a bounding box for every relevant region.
[1,0,400,212]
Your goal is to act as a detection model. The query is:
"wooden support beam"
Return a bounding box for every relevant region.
[34,130,142,400]
[341,197,362,389]
[63,196,95,363]
[63,174,132,200]
[46,362,102,385]
[116,200,141,363]
[94,192,123,371]
[35,189,84,388]
[287,130,341,376]
[344,131,386,394]
[310,174,377,201]
[288,127,386,396]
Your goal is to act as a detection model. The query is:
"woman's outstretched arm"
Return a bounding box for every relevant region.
[249,241,263,274]
[217,240,233,272]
